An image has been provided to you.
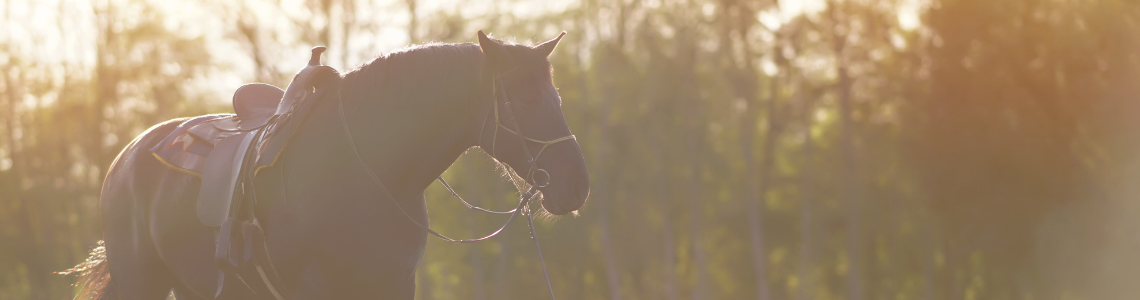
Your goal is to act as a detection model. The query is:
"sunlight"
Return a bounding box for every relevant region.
[6,0,1138,299]
[897,0,923,31]
[762,59,779,76]
[781,0,827,19]
[759,10,783,30]
[758,0,827,30]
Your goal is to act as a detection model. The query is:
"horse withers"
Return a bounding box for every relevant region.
[65,31,589,300]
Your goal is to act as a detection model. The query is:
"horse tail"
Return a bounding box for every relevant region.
[59,240,116,300]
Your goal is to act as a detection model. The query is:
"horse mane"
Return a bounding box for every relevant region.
[337,39,569,219]
[341,43,486,109]
[340,39,541,109]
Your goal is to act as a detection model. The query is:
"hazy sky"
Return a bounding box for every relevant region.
[0,0,922,106]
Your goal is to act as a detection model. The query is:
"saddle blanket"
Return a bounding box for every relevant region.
[150,114,238,177]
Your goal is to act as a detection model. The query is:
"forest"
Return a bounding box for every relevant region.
[2,0,1139,299]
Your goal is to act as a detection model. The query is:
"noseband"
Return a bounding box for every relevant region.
[338,70,573,300]
[484,69,577,188]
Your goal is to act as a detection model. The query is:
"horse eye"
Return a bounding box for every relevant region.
[511,81,543,104]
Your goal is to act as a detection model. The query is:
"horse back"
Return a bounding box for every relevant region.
[97,118,198,297]
[101,117,193,219]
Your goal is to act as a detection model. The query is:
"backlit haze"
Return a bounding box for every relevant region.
[2,0,1138,299]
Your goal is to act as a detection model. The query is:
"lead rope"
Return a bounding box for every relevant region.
[525,201,557,300]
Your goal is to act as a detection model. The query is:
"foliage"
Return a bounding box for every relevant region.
[1,0,1138,299]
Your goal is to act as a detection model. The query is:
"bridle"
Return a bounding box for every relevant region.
[337,69,577,300]
[482,68,577,188]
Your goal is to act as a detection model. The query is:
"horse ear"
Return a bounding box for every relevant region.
[535,31,566,57]
[478,30,513,69]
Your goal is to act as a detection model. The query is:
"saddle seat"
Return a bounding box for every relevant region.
[225,83,285,131]
[184,83,284,142]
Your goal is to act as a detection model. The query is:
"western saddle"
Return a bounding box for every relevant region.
[150,47,340,293]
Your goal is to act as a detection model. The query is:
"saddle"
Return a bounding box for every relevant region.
[150,47,340,294]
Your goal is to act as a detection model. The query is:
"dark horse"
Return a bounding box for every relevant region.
[67,31,589,299]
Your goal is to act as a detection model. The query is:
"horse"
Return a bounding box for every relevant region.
[65,31,590,299]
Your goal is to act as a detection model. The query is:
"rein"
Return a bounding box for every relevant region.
[337,70,575,300]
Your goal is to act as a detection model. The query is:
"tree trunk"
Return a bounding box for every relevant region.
[340,0,354,69]
[467,160,486,300]
[745,158,771,300]
[796,86,817,300]
[595,52,623,300]
[236,17,270,83]
[600,209,623,300]
[838,56,864,300]
[404,0,417,44]
[744,72,779,300]
[656,132,679,300]
[306,0,333,48]
[676,26,708,300]
[923,222,936,300]
[494,178,510,300]
[721,2,773,297]
[2,0,20,178]
[828,2,863,300]
[594,105,622,300]
[597,138,622,300]
[663,200,679,300]
[93,2,118,179]
[689,136,707,300]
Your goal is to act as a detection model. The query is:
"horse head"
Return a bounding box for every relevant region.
[476,31,590,215]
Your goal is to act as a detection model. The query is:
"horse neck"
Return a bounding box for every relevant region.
[338,72,490,199]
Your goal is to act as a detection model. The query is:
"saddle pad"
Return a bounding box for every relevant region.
[152,115,262,227]
[151,114,232,176]
[187,116,242,143]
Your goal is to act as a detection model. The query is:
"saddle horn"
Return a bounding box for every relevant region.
[276,46,336,116]
[309,46,326,66]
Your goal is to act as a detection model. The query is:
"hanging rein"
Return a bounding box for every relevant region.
[338,69,576,300]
